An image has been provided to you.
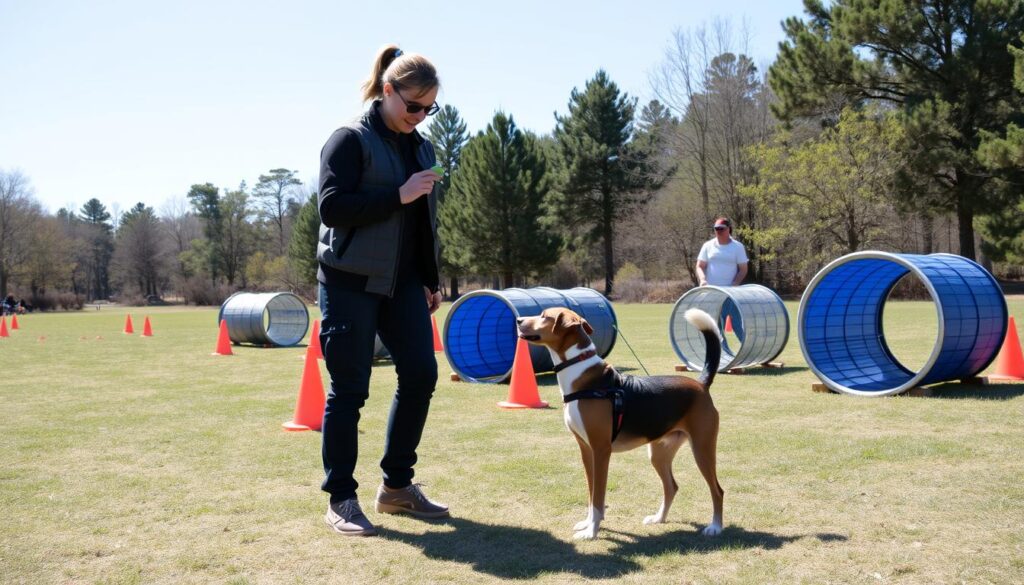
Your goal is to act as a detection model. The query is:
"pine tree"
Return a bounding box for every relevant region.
[114,203,165,297]
[252,168,301,255]
[978,32,1024,263]
[426,105,469,297]
[288,192,320,291]
[441,112,560,287]
[553,70,655,295]
[220,185,252,286]
[79,198,113,300]
[631,99,679,189]
[187,183,223,285]
[769,0,1024,260]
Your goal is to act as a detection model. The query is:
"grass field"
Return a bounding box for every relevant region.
[1,298,1023,584]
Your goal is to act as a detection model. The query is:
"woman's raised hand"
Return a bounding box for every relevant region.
[399,170,440,204]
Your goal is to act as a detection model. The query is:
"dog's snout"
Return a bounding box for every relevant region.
[516,317,525,325]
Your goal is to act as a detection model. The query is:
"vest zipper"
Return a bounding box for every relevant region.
[388,138,404,298]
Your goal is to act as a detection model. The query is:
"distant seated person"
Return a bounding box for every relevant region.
[2,295,16,316]
[696,217,748,340]
[16,299,27,314]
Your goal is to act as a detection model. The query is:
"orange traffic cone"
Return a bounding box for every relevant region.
[283,344,326,431]
[989,316,1024,381]
[11,314,19,330]
[142,316,153,337]
[212,319,233,356]
[724,315,733,333]
[0,317,8,338]
[432,315,444,352]
[123,314,134,334]
[498,337,549,409]
[309,319,323,360]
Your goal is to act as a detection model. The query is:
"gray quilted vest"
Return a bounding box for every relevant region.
[317,109,439,296]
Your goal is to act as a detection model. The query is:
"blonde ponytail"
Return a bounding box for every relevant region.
[360,44,439,102]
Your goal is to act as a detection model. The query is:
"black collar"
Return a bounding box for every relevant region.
[552,349,598,373]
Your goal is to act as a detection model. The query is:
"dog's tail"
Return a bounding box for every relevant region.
[683,308,721,390]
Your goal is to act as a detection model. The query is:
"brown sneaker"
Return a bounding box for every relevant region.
[374,483,450,518]
[324,498,377,536]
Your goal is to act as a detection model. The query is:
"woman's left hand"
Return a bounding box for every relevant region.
[424,287,442,314]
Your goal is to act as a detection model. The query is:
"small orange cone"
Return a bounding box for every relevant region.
[142,316,153,337]
[309,319,323,360]
[0,317,8,338]
[283,344,326,431]
[498,337,549,409]
[432,315,444,352]
[212,319,233,356]
[11,314,19,330]
[989,316,1024,381]
[123,314,134,334]
[724,315,733,333]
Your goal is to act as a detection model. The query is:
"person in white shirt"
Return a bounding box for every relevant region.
[697,217,748,287]
[696,217,748,339]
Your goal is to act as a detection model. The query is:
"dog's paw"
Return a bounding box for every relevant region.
[701,522,722,536]
[643,514,666,525]
[573,519,591,531]
[573,525,598,540]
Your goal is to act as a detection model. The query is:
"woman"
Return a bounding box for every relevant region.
[318,45,446,537]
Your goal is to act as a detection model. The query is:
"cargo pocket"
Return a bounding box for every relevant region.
[319,320,353,360]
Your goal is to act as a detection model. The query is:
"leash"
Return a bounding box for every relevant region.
[611,323,650,376]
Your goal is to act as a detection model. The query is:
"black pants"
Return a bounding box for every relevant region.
[319,280,438,502]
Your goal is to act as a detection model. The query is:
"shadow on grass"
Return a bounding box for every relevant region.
[230,342,308,350]
[380,517,845,579]
[926,382,1024,400]
[727,365,806,377]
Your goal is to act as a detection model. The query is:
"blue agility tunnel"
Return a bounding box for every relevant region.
[444,287,617,383]
[670,284,790,372]
[799,252,1007,396]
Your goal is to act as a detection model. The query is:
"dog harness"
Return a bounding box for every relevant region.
[554,349,625,442]
[562,388,626,442]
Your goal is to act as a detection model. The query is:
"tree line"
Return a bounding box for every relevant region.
[3,1,1023,307]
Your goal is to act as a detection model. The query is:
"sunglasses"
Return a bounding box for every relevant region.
[714,226,728,231]
[394,88,440,116]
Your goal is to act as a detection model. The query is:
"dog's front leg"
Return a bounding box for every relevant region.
[575,443,610,539]
[572,434,595,532]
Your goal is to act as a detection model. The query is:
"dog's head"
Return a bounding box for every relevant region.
[516,307,594,352]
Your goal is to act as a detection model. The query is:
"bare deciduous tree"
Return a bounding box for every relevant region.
[0,169,42,296]
[160,196,201,286]
[650,19,776,281]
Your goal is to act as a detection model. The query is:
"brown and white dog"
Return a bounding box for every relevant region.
[516,307,724,540]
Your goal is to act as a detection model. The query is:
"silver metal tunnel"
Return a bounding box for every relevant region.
[218,292,310,347]
[669,284,789,372]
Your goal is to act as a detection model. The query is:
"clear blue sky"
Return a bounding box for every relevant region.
[1,0,806,215]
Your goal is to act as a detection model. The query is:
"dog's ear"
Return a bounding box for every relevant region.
[553,311,566,331]
[580,318,594,335]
